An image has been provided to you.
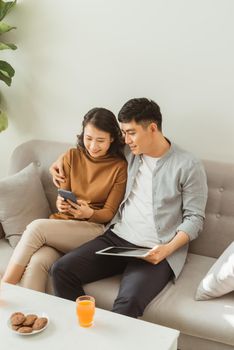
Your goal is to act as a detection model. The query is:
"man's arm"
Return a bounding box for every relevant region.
[175,159,208,241]
[49,153,66,187]
[144,231,189,265]
[145,158,208,265]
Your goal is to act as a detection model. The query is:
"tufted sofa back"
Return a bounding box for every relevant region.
[2,140,234,259]
[189,159,234,258]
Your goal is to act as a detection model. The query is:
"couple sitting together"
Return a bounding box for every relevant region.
[2,97,208,318]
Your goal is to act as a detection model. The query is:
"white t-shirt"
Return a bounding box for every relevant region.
[113,155,160,248]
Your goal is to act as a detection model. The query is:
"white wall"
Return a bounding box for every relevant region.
[0,0,234,178]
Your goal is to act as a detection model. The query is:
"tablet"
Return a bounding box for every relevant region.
[95,246,150,258]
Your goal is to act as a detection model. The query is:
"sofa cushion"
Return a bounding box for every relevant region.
[0,163,51,248]
[8,139,72,213]
[195,242,234,300]
[84,254,234,347]
[84,275,121,310]
[143,253,234,347]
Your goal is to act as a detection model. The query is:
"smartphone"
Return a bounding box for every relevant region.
[57,189,77,204]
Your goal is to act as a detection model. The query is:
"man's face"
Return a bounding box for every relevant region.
[120,120,155,155]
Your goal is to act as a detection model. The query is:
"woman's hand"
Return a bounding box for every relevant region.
[67,199,94,219]
[56,195,71,213]
[49,154,66,188]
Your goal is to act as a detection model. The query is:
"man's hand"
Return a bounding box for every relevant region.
[144,244,172,265]
[49,154,65,188]
[144,231,190,265]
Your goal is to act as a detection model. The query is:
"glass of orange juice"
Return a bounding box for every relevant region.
[76,295,95,327]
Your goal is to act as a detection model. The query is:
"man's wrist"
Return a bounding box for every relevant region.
[165,242,174,256]
[167,231,190,254]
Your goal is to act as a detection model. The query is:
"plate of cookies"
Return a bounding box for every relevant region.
[7,310,49,335]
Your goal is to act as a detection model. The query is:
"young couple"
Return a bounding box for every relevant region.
[3,98,208,319]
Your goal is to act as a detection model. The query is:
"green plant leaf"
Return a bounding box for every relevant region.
[0,1,16,125]
[0,0,16,21]
[0,70,12,85]
[0,109,8,132]
[0,60,15,77]
[0,42,17,50]
[0,22,16,34]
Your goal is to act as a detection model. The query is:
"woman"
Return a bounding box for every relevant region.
[2,107,127,291]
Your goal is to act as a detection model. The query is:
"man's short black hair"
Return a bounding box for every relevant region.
[118,98,162,131]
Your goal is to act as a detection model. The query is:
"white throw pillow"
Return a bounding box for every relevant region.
[195,242,234,300]
[0,163,51,248]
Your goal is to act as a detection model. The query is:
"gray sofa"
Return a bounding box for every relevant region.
[0,140,234,350]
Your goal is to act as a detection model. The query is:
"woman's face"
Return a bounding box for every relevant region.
[83,123,113,158]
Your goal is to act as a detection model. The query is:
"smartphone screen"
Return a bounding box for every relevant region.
[57,189,77,203]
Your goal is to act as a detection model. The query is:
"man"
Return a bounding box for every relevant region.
[50,98,208,318]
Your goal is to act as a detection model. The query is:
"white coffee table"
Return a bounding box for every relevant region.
[0,283,179,350]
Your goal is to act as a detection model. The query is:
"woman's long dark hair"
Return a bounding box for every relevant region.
[77,107,124,158]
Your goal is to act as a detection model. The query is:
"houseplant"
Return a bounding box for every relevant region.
[0,0,17,132]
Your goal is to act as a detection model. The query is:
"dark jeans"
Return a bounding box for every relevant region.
[51,229,173,318]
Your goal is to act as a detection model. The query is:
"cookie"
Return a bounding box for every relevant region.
[11,313,26,326]
[10,311,24,319]
[23,314,38,326]
[17,326,33,334]
[12,325,21,331]
[32,317,48,330]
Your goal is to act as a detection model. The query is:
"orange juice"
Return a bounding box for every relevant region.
[76,296,95,327]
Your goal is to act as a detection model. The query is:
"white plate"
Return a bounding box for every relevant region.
[7,310,49,336]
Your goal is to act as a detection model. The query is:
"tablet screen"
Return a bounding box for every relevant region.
[96,246,150,257]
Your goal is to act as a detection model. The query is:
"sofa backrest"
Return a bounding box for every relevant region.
[8,139,72,213]
[6,140,234,259]
[189,159,234,258]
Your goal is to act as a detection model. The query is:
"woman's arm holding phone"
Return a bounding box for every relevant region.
[50,149,92,219]
[66,199,94,219]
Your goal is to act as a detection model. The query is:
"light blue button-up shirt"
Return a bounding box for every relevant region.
[108,142,208,279]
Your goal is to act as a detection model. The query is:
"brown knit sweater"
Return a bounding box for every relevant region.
[50,147,127,224]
